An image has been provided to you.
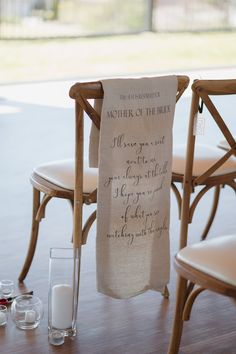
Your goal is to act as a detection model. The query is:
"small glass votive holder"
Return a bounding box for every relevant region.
[11,295,43,330]
[0,305,8,326]
[0,279,14,299]
[49,330,65,346]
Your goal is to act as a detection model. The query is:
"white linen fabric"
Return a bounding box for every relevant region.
[95,76,178,299]
[89,99,102,167]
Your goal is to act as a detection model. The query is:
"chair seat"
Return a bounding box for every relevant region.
[34,159,98,193]
[177,235,236,287]
[172,143,236,177]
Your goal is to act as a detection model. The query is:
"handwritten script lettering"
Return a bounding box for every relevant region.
[101,98,172,245]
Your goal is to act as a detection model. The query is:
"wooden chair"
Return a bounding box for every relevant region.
[168,79,236,354]
[18,75,189,282]
[171,124,235,240]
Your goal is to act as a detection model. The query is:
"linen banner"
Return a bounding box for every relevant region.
[95,76,177,299]
[89,99,102,167]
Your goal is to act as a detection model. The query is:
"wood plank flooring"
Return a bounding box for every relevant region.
[0,81,235,354]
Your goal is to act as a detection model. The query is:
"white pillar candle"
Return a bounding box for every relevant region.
[25,310,36,323]
[51,284,73,329]
[0,312,6,325]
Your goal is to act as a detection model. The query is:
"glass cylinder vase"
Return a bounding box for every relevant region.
[48,248,81,344]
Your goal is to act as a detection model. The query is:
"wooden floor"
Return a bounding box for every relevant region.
[0,80,235,354]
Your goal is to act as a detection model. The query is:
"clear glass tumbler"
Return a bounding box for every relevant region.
[0,305,8,326]
[48,248,81,345]
[0,279,14,298]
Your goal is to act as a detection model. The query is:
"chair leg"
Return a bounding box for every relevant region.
[171,182,182,220]
[167,276,188,354]
[68,199,74,243]
[162,285,170,299]
[201,185,220,240]
[18,188,41,282]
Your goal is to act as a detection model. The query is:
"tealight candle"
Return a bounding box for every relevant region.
[51,284,73,329]
[25,310,36,323]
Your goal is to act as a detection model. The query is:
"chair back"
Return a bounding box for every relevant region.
[180,79,236,249]
[69,76,190,247]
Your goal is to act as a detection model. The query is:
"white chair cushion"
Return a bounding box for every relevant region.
[34,159,98,193]
[177,235,236,287]
[172,143,236,176]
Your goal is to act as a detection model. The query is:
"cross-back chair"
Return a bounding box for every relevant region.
[171,108,235,241]
[18,75,190,282]
[168,79,236,354]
